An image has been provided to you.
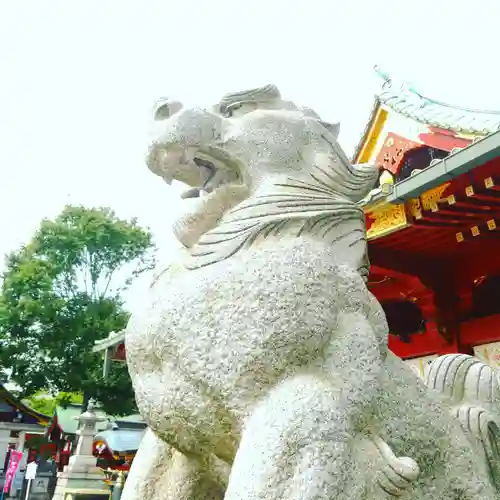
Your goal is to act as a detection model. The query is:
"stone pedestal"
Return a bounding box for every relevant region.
[51,402,109,500]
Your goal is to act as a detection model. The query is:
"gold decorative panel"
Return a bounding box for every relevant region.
[366,203,408,240]
[420,183,450,211]
[408,198,422,219]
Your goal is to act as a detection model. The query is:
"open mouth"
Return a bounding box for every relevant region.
[147,144,248,247]
[147,145,242,200]
[180,157,219,199]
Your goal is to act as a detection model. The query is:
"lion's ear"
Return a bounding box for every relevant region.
[153,99,183,121]
[321,121,340,140]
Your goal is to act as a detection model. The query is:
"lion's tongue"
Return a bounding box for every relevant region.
[173,184,248,248]
[180,186,214,199]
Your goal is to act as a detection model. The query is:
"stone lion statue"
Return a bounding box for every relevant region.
[122,85,499,499]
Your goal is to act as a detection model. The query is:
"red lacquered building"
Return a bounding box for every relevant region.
[357,69,500,377]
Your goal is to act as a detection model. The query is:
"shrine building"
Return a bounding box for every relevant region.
[0,384,50,494]
[359,68,500,377]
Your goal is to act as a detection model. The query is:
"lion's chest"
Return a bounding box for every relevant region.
[126,238,370,419]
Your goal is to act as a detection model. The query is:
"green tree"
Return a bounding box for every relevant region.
[24,391,84,416]
[0,205,156,415]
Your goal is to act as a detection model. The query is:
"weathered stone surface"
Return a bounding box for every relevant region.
[426,354,500,489]
[122,85,499,499]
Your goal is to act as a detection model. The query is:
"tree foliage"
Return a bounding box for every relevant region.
[0,205,156,415]
[25,391,83,416]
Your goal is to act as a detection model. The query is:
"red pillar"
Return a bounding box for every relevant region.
[419,269,470,355]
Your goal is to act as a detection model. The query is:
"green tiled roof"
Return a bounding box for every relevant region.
[53,404,145,436]
[94,428,145,453]
[114,414,143,423]
[353,67,500,163]
[378,86,500,137]
[54,404,109,435]
[373,65,500,136]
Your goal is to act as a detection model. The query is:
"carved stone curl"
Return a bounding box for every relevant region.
[426,354,500,489]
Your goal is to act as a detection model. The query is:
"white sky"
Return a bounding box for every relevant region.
[1,0,498,312]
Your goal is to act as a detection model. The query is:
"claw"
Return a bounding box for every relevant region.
[369,434,420,497]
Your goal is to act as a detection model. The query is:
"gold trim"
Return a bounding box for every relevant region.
[487,219,496,230]
[367,203,408,240]
[356,107,389,164]
[408,198,422,219]
[456,232,464,242]
[456,132,479,141]
[420,183,450,211]
[485,177,494,188]
[471,226,480,236]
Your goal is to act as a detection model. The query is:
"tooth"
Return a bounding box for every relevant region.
[183,148,196,164]
[181,187,201,199]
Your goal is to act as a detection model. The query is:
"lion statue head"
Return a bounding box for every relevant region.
[146,84,378,278]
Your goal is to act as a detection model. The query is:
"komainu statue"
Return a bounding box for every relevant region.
[122,85,500,499]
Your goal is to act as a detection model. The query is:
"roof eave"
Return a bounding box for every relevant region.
[352,97,382,164]
[378,88,500,138]
[93,331,126,353]
[0,385,50,424]
[359,184,394,212]
[388,130,500,202]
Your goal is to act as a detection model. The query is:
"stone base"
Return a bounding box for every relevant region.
[51,469,108,500]
[66,455,101,474]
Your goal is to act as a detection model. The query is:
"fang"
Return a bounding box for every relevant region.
[181,187,201,199]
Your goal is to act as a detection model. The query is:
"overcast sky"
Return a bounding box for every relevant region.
[1,0,498,312]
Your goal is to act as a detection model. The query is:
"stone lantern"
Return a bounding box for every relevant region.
[52,401,109,499]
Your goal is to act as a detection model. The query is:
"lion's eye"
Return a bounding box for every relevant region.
[225,103,243,118]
